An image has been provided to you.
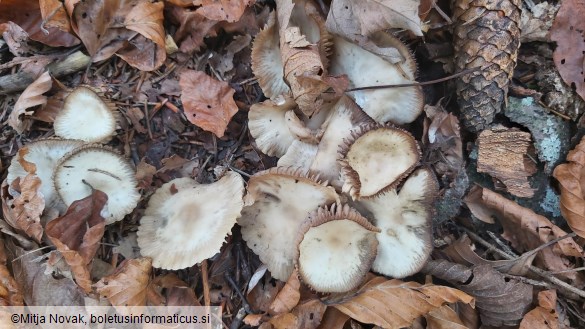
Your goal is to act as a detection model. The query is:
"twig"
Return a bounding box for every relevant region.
[201,260,211,306]
[463,228,585,299]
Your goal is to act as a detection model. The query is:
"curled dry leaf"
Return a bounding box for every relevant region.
[3,176,44,243]
[39,0,73,35]
[267,299,327,329]
[45,190,107,293]
[326,0,423,38]
[550,0,585,101]
[167,4,220,53]
[477,127,536,198]
[269,269,301,315]
[193,0,254,23]
[466,186,584,281]
[519,290,559,329]
[124,1,165,47]
[423,260,532,327]
[553,136,585,239]
[425,103,463,181]
[8,71,52,134]
[0,237,23,306]
[179,70,239,137]
[94,257,152,308]
[328,276,474,329]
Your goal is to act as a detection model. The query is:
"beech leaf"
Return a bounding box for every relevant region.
[3,176,44,243]
[94,257,152,308]
[8,71,52,134]
[193,0,254,23]
[269,268,301,315]
[553,136,585,239]
[519,290,559,329]
[328,276,474,329]
[46,189,107,293]
[179,70,239,137]
[124,1,165,47]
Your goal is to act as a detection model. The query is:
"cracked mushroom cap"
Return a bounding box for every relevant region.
[53,146,140,224]
[251,11,291,99]
[7,139,83,209]
[238,167,339,281]
[294,203,379,293]
[137,173,244,270]
[54,86,117,143]
[339,124,420,199]
[329,34,423,125]
[358,168,438,278]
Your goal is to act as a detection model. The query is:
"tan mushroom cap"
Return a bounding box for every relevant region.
[294,203,379,293]
[329,34,423,125]
[309,96,373,187]
[7,139,83,209]
[137,173,244,270]
[54,86,117,143]
[248,97,298,157]
[53,146,140,224]
[339,124,420,199]
[358,168,438,278]
[238,167,339,281]
[278,140,318,172]
[251,11,291,99]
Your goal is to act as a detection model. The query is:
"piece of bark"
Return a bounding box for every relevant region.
[477,127,536,197]
[0,51,90,95]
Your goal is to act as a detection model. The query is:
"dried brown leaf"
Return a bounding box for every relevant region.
[39,0,73,34]
[329,276,474,329]
[425,304,469,329]
[193,0,254,22]
[326,0,423,38]
[45,190,107,293]
[269,268,301,315]
[519,290,559,329]
[0,0,79,47]
[0,22,36,56]
[467,186,584,280]
[4,176,44,243]
[167,4,220,53]
[9,71,53,134]
[116,34,166,71]
[124,1,165,47]
[268,299,327,329]
[94,257,152,307]
[0,237,23,306]
[425,103,463,181]
[550,0,585,101]
[179,70,238,137]
[151,273,200,306]
[553,136,585,239]
[477,127,536,198]
[316,307,350,329]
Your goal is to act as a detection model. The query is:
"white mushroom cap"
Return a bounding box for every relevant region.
[7,139,83,209]
[53,146,140,224]
[251,12,291,99]
[329,35,423,125]
[358,168,438,278]
[294,204,379,293]
[137,173,244,270]
[248,96,299,157]
[238,167,339,281]
[54,86,117,143]
[339,124,421,199]
[309,96,373,187]
[277,140,318,172]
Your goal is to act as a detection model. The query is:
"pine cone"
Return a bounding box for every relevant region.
[452,0,521,133]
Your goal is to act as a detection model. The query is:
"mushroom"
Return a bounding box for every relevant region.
[53,145,140,224]
[278,140,318,172]
[329,33,423,124]
[309,96,373,186]
[251,11,291,99]
[294,203,380,293]
[7,139,83,209]
[53,86,117,143]
[339,124,421,199]
[357,168,438,278]
[238,167,339,281]
[137,172,244,270]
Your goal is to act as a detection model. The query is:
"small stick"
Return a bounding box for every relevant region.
[201,260,211,307]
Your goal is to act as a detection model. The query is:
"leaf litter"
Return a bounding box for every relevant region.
[1,0,585,328]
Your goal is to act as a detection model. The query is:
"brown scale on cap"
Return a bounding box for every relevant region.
[238,166,339,281]
[293,203,380,293]
[338,123,421,200]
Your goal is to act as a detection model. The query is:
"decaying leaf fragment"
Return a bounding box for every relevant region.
[8,71,52,134]
[46,190,107,293]
[193,0,254,23]
[94,257,152,307]
[2,176,44,243]
[328,276,474,329]
[519,290,559,329]
[553,136,585,239]
[0,237,23,306]
[179,70,239,138]
[453,0,521,132]
[477,127,536,198]
[550,0,585,102]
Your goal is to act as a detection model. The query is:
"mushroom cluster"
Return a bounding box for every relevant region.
[238,0,438,293]
[6,86,139,224]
